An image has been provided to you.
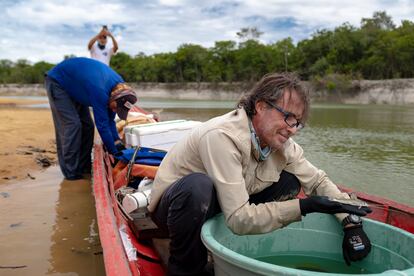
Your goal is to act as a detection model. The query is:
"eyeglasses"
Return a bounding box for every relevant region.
[265,101,304,130]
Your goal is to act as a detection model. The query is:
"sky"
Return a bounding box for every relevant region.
[1,0,414,64]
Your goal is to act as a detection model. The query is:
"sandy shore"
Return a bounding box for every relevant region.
[0,99,57,184]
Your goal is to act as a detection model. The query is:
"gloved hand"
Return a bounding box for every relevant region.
[113,150,126,160]
[342,225,371,265]
[299,196,372,216]
[111,150,127,167]
[115,141,126,152]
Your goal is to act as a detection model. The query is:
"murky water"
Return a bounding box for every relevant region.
[294,104,414,206]
[0,167,104,276]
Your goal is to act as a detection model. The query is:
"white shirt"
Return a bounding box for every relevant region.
[90,43,114,66]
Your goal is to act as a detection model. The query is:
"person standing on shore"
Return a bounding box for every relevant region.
[88,25,118,66]
[44,57,137,180]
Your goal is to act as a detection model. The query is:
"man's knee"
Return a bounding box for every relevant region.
[175,173,215,209]
[160,173,216,233]
[61,120,82,138]
[180,173,214,189]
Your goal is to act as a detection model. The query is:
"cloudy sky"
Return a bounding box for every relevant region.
[1,0,413,64]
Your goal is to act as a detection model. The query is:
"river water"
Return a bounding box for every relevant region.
[0,167,104,276]
[0,98,413,275]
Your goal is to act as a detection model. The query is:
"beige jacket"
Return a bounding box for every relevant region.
[148,108,350,235]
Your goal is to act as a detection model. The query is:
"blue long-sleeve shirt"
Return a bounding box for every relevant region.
[47,57,123,154]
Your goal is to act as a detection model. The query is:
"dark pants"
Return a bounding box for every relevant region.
[151,170,301,276]
[45,76,94,179]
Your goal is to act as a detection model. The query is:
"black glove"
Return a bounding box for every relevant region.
[111,151,125,167]
[299,196,372,216]
[113,151,125,160]
[342,225,371,265]
[115,141,126,152]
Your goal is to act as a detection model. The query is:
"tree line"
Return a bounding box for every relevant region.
[1,11,413,85]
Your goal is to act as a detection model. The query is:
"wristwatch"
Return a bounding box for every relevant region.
[342,214,362,227]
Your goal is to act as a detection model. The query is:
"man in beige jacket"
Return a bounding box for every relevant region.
[148,73,372,276]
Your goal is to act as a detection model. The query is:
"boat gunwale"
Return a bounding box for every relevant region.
[93,143,135,276]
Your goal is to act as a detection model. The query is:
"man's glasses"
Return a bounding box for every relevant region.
[265,101,304,130]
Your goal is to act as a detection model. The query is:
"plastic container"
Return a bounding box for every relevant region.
[122,190,151,213]
[122,178,153,214]
[201,213,414,276]
[124,120,201,150]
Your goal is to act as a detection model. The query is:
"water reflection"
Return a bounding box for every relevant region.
[47,177,105,275]
[309,104,414,132]
[0,168,60,276]
[293,104,414,206]
[0,167,104,276]
[0,96,238,110]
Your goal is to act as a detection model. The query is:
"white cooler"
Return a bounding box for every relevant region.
[124,120,202,151]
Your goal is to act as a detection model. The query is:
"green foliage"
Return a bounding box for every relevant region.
[311,73,353,95]
[361,11,396,31]
[235,39,270,81]
[267,38,296,73]
[2,11,414,84]
[176,44,209,82]
[0,59,54,83]
[110,52,135,80]
[208,40,237,82]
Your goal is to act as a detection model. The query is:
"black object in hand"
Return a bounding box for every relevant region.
[115,142,126,152]
[113,151,124,159]
[342,225,371,265]
[299,196,372,216]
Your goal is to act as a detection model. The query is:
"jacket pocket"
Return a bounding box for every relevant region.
[255,165,280,183]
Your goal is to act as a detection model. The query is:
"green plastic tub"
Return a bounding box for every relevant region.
[201,213,414,275]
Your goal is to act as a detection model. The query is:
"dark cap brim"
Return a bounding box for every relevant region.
[116,97,135,120]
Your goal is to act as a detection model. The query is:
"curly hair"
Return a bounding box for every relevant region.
[237,72,310,123]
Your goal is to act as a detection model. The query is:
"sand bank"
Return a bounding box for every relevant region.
[0,100,56,184]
